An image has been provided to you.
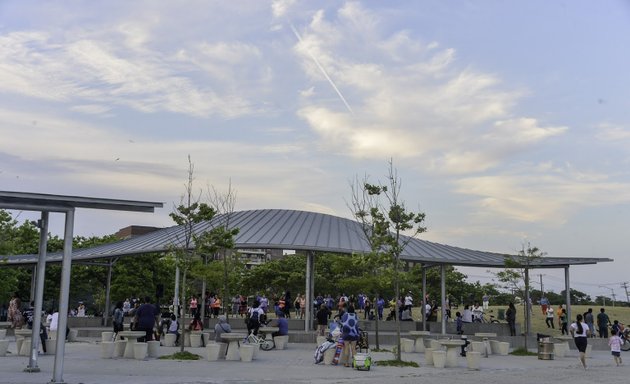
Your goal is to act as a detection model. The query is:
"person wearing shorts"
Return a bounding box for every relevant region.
[570,314,591,370]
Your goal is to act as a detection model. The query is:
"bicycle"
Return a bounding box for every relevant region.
[245,328,275,351]
[619,328,630,352]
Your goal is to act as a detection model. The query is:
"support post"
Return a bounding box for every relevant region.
[440,264,446,335]
[102,258,114,326]
[305,251,314,332]
[564,266,571,322]
[422,266,427,331]
[26,211,49,372]
[52,209,75,384]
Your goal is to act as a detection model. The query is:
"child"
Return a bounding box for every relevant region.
[609,329,623,366]
[456,311,463,335]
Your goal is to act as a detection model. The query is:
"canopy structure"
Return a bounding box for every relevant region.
[0,191,162,384]
[1,208,611,268]
[2,207,613,338]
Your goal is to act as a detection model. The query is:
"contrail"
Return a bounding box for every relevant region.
[290,23,353,114]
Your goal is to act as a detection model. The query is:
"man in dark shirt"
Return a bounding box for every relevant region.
[135,296,159,342]
[597,307,610,338]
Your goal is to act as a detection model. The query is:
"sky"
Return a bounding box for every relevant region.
[1,0,629,301]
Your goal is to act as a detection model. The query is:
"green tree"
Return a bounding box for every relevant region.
[349,160,426,360]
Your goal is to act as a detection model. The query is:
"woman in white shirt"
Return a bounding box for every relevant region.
[569,313,590,370]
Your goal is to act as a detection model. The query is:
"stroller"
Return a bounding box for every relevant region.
[353,329,371,370]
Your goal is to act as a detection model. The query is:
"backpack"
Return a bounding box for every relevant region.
[248,309,260,328]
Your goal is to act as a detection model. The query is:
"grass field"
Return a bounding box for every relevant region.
[485,304,630,335]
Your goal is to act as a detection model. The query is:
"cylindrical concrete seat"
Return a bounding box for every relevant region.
[147,340,160,358]
[432,350,446,368]
[273,335,289,350]
[114,340,126,358]
[46,339,57,355]
[401,338,415,353]
[101,332,114,342]
[251,343,260,360]
[0,329,6,339]
[424,347,434,366]
[202,333,210,346]
[323,348,336,365]
[101,341,114,359]
[68,329,78,342]
[470,341,485,353]
[429,339,442,350]
[15,338,24,356]
[48,330,57,340]
[163,333,176,347]
[217,342,227,359]
[133,342,148,360]
[206,343,221,361]
[190,333,202,348]
[21,339,32,356]
[467,351,481,370]
[184,332,191,347]
[0,339,9,356]
[240,344,254,362]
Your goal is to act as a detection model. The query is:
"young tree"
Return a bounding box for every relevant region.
[494,242,545,349]
[169,156,238,352]
[348,159,426,360]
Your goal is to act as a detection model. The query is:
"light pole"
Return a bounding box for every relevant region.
[599,285,616,307]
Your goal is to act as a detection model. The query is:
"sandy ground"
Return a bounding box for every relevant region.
[0,338,629,384]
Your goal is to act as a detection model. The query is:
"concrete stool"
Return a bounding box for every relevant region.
[432,350,446,368]
[184,332,191,347]
[206,343,221,361]
[133,342,148,360]
[202,333,210,346]
[20,339,32,356]
[429,339,442,350]
[316,336,327,346]
[114,340,126,358]
[190,333,202,348]
[15,338,24,356]
[425,348,434,366]
[323,348,336,365]
[0,339,9,356]
[163,333,176,347]
[496,342,510,356]
[467,351,481,370]
[470,341,485,353]
[240,344,254,362]
[45,339,56,355]
[147,340,160,358]
[251,343,260,360]
[68,329,78,342]
[217,342,227,359]
[0,329,6,339]
[274,335,289,350]
[401,338,415,353]
[101,332,114,342]
[101,341,114,359]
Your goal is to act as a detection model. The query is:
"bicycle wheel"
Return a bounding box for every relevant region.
[621,338,630,352]
[261,339,274,351]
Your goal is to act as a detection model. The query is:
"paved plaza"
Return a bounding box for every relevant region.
[0,337,628,384]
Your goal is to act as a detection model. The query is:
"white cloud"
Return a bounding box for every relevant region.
[595,122,630,141]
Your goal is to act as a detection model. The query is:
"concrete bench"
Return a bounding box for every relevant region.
[274,335,289,350]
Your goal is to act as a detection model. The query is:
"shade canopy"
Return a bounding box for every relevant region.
[1,208,612,268]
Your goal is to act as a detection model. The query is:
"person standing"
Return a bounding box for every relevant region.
[570,313,590,370]
[482,293,489,311]
[597,308,610,338]
[134,296,159,342]
[404,291,413,316]
[316,304,330,336]
[506,302,517,336]
[189,295,198,318]
[112,301,124,339]
[583,308,595,338]
[545,305,555,329]
[8,292,24,329]
[340,306,360,367]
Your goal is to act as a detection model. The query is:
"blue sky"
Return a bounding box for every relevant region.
[1,1,629,300]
